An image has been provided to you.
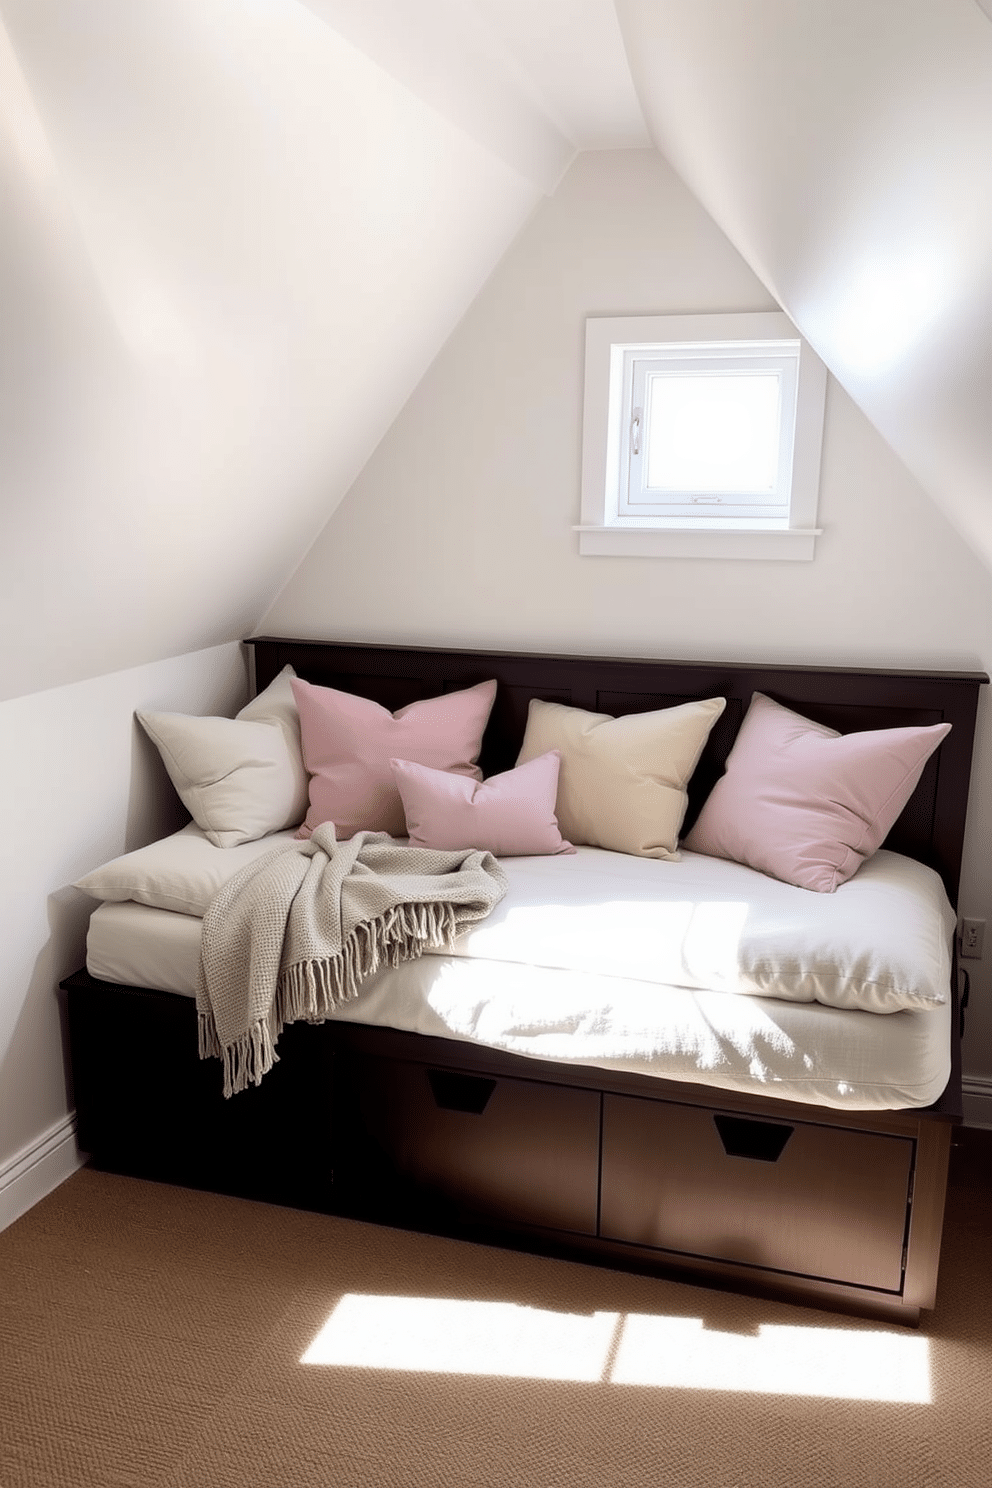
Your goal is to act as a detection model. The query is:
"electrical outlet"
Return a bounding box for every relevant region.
[960,918,985,960]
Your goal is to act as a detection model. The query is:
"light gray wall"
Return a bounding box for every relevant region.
[264,149,992,1098]
[0,643,246,1213]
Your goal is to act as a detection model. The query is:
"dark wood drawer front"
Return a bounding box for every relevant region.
[601,1095,914,1291]
[356,1057,600,1235]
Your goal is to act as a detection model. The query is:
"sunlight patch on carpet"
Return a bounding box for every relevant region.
[300,1295,931,1402]
[301,1295,621,1381]
[611,1315,931,1401]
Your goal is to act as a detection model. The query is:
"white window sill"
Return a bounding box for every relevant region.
[573,525,821,561]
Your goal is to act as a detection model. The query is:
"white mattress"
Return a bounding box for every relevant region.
[86,846,954,1112]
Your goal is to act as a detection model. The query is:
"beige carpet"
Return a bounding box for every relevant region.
[2,1131,991,1488]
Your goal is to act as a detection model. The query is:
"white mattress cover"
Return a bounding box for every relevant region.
[87,848,953,1112]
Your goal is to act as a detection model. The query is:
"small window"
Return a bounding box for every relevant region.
[577,312,827,560]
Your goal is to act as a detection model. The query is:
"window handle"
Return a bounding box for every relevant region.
[631,408,641,456]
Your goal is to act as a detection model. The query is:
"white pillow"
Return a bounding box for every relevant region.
[75,823,299,917]
[137,666,310,847]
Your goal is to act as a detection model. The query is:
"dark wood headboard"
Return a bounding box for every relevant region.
[248,636,987,907]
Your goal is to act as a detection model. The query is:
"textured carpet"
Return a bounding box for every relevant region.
[2,1131,991,1488]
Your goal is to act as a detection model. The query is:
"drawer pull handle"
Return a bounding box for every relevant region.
[714,1114,794,1162]
[427,1070,497,1114]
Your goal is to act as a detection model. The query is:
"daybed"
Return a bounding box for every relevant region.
[63,638,987,1324]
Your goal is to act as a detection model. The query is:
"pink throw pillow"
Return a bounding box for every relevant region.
[683,692,951,893]
[292,677,497,840]
[392,752,575,857]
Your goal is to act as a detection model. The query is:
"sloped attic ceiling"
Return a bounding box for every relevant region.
[616,0,992,574]
[4,0,989,703]
[0,0,592,701]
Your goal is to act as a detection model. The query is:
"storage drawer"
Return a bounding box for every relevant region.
[600,1094,914,1291]
[352,1056,600,1235]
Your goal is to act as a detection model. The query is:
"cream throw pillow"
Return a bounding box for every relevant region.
[137,666,310,848]
[516,695,726,859]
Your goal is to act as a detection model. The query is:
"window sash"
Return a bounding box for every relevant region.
[618,344,800,521]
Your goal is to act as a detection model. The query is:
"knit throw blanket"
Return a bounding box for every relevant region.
[197,824,508,1097]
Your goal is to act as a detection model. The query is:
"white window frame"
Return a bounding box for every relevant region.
[576,311,827,560]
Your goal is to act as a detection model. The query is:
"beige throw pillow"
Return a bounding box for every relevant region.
[137,666,310,848]
[516,695,726,859]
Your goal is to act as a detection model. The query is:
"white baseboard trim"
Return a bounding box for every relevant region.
[962,1077,992,1131]
[0,1113,87,1233]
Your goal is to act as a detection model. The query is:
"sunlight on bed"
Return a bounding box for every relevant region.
[455,895,751,989]
[300,1295,931,1403]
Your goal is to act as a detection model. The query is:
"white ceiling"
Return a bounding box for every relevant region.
[2,0,991,698]
[460,0,650,149]
[298,0,650,189]
[0,0,545,698]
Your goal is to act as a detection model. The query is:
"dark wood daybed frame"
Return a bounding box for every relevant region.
[64,637,987,1324]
